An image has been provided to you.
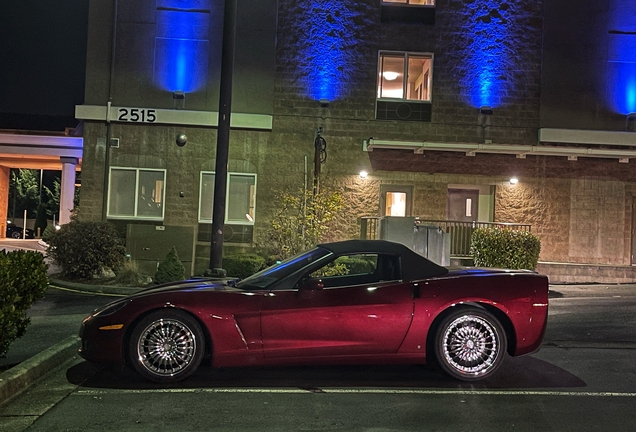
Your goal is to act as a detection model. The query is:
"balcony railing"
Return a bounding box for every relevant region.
[360,217,531,257]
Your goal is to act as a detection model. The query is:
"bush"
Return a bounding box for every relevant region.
[154,247,185,284]
[0,250,49,357]
[46,219,127,280]
[337,256,377,274]
[115,259,151,287]
[41,225,57,243]
[470,228,541,270]
[222,254,267,279]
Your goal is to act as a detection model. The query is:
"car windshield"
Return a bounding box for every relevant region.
[235,247,332,290]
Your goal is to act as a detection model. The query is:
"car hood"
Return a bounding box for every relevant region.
[444,266,538,277]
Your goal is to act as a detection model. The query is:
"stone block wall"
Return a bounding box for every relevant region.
[497,177,629,265]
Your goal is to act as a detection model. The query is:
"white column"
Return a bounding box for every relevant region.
[59,157,78,225]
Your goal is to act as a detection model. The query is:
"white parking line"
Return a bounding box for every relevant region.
[75,388,636,397]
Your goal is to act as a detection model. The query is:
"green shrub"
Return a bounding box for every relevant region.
[223,254,267,279]
[337,256,376,274]
[0,250,49,357]
[46,219,127,280]
[470,228,541,270]
[115,259,151,287]
[41,225,57,243]
[154,246,185,284]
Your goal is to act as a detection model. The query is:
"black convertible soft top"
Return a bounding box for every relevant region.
[318,239,448,280]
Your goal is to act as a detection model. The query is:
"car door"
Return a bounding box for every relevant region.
[260,253,415,359]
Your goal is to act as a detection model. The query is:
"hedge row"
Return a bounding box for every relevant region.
[470,228,541,270]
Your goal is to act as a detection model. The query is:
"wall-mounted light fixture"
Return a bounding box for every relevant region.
[176,133,187,147]
[627,113,636,131]
[359,170,368,179]
[319,98,330,108]
[480,106,493,115]
[173,90,185,110]
[509,177,518,185]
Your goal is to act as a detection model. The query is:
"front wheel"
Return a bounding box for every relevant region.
[128,309,205,383]
[433,307,507,381]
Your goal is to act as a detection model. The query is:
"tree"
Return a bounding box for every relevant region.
[9,169,40,219]
[34,202,48,237]
[44,177,60,219]
[260,188,344,261]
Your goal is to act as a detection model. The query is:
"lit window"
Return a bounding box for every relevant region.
[378,52,433,101]
[199,172,257,225]
[386,192,407,216]
[382,0,435,4]
[107,168,166,220]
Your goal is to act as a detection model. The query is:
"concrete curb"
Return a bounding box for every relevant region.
[0,335,80,407]
[50,278,144,296]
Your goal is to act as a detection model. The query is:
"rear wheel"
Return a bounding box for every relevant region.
[128,309,205,383]
[433,307,507,381]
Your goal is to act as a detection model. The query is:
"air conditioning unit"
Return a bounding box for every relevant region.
[376,100,432,122]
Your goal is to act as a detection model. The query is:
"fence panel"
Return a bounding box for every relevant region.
[359,217,530,257]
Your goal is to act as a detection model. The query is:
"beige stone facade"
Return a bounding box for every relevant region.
[75,0,636,281]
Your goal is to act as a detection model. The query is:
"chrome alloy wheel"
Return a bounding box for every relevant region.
[441,314,499,376]
[136,318,197,377]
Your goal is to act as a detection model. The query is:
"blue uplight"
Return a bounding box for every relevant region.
[608,62,636,114]
[458,0,517,109]
[154,1,210,93]
[607,1,636,114]
[294,0,360,102]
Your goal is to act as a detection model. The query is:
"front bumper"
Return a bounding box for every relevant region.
[78,319,127,366]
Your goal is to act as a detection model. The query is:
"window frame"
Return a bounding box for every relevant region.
[198,171,257,225]
[377,51,434,103]
[107,167,167,221]
[379,184,413,217]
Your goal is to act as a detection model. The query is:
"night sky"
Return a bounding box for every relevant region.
[0,1,89,131]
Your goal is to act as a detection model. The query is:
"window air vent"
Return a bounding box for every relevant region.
[376,100,432,122]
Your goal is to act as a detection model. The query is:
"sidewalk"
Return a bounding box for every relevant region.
[0,279,143,407]
[1,279,635,407]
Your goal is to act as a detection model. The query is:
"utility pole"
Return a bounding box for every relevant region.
[207,0,237,276]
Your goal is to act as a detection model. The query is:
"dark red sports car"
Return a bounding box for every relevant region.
[79,240,549,383]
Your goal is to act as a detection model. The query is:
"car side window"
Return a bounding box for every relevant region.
[307,253,401,288]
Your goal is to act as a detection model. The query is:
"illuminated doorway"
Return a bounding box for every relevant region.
[379,185,412,216]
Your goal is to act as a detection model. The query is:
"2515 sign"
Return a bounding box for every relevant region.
[117,108,157,123]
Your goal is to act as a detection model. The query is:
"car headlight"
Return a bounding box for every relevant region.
[91,299,131,318]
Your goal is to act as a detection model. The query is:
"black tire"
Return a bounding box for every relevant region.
[128,309,205,383]
[433,307,507,381]
[11,231,21,239]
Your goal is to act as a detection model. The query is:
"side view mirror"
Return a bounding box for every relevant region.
[298,278,324,292]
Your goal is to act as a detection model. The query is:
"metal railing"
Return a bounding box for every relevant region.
[359,217,531,257]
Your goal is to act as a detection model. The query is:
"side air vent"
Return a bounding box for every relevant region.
[376,101,432,122]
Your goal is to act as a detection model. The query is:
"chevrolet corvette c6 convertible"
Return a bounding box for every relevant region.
[79,240,549,383]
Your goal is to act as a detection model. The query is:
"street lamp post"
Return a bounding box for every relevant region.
[207,0,237,276]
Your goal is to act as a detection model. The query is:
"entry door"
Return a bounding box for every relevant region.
[447,189,479,221]
[260,282,414,359]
